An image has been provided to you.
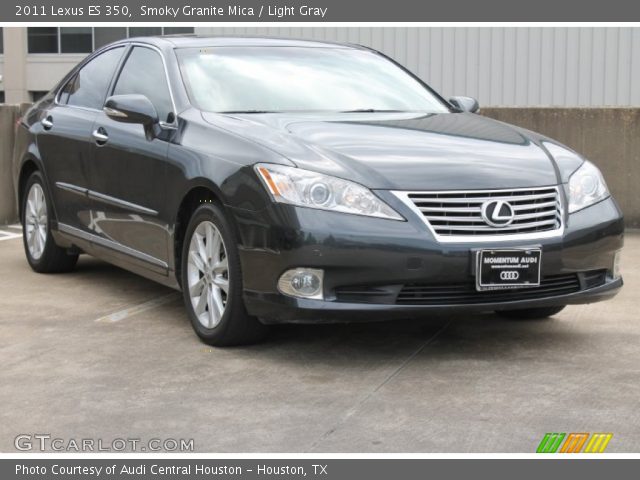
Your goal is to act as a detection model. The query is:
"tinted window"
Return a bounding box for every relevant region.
[27,27,58,53]
[60,47,124,109]
[94,27,127,49]
[113,47,173,122]
[60,27,92,53]
[163,27,194,35]
[30,91,48,102]
[128,27,162,37]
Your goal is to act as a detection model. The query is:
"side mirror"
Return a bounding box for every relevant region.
[449,96,480,113]
[104,94,160,140]
[104,94,159,126]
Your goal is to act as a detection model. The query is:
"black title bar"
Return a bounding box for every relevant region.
[3,0,640,22]
[3,459,640,480]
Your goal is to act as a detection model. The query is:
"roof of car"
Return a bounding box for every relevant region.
[121,35,364,49]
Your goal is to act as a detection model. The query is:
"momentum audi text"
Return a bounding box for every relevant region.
[13,36,624,345]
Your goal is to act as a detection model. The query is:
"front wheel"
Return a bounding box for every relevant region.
[495,305,566,320]
[180,203,268,346]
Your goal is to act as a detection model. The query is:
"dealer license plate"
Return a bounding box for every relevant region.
[476,249,541,290]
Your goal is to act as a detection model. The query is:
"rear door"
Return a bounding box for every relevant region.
[36,46,125,234]
[88,45,175,270]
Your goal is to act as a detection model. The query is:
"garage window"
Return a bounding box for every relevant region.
[27,27,58,53]
[60,27,93,54]
[28,27,195,53]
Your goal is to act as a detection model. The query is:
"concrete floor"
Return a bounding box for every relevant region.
[0,228,638,453]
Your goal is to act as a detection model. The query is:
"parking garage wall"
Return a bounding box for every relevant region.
[0,105,638,227]
[0,104,23,224]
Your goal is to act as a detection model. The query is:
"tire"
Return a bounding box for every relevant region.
[180,202,268,346]
[495,305,566,320]
[22,171,78,273]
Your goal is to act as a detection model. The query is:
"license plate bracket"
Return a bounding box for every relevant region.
[476,248,542,291]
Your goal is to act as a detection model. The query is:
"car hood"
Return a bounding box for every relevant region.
[201,111,560,190]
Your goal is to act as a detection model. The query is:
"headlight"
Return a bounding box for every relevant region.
[255,163,403,220]
[568,161,610,213]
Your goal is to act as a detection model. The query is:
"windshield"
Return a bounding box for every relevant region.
[176,46,450,113]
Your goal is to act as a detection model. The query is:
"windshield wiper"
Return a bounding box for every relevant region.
[339,109,405,113]
[219,110,277,114]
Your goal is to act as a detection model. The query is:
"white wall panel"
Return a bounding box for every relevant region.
[196,26,640,106]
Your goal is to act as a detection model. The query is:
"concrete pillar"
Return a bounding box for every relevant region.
[3,28,29,104]
[0,105,19,223]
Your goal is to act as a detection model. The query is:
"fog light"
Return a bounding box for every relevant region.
[278,268,324,299]
[613,250,622,279]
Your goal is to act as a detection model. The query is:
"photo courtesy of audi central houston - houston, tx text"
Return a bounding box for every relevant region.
[0,5,639,473]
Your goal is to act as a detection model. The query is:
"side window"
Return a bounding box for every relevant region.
[113,47,173,122]
[60,47,124,109]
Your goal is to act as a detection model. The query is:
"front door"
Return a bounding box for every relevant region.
[88,45,176,270]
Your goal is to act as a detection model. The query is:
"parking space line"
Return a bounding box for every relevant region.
[94,292,181,323]
[0,230,22,241]
[7,224,22,230]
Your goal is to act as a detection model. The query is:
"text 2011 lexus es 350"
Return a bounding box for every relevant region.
[14,36,624,345]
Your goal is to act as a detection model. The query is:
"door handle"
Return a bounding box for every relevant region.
[41,116,53,130]
[92,128,109,145]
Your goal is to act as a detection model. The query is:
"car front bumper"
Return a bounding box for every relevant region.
[229,196,624,323]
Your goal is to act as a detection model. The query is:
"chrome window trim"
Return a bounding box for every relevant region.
[53,44,127,113]
[53,42,179,128]
[121,42,179,127]
[392,185,565,244]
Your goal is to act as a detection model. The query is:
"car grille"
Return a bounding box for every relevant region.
[334,271,607,306]
[401,186,563,239]
[396,273,581,305]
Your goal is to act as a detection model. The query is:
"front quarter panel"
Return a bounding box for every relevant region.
[166,110,287,214]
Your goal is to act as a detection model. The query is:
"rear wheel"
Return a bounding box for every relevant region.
[22,171,78,273]
[180,203,268,346]
[495,305,566,320]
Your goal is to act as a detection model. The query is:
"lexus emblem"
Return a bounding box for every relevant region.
[481,200,515,227]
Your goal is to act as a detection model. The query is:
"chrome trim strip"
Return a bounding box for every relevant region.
[58,223,168,270]
[410,191,557,204]
[55,182,157,216]
[103,106,128,118]
[392,185,565,244]
[402,185,559,195]
[439,218,557,232]
[424,210,557,222]
[55,182,88,196]
[88,190,158,216]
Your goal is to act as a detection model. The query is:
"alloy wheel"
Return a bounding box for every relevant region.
[187,220,230,328]
[25,183,48,260]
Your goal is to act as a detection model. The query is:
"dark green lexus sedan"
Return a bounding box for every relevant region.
[14,36,623,345]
